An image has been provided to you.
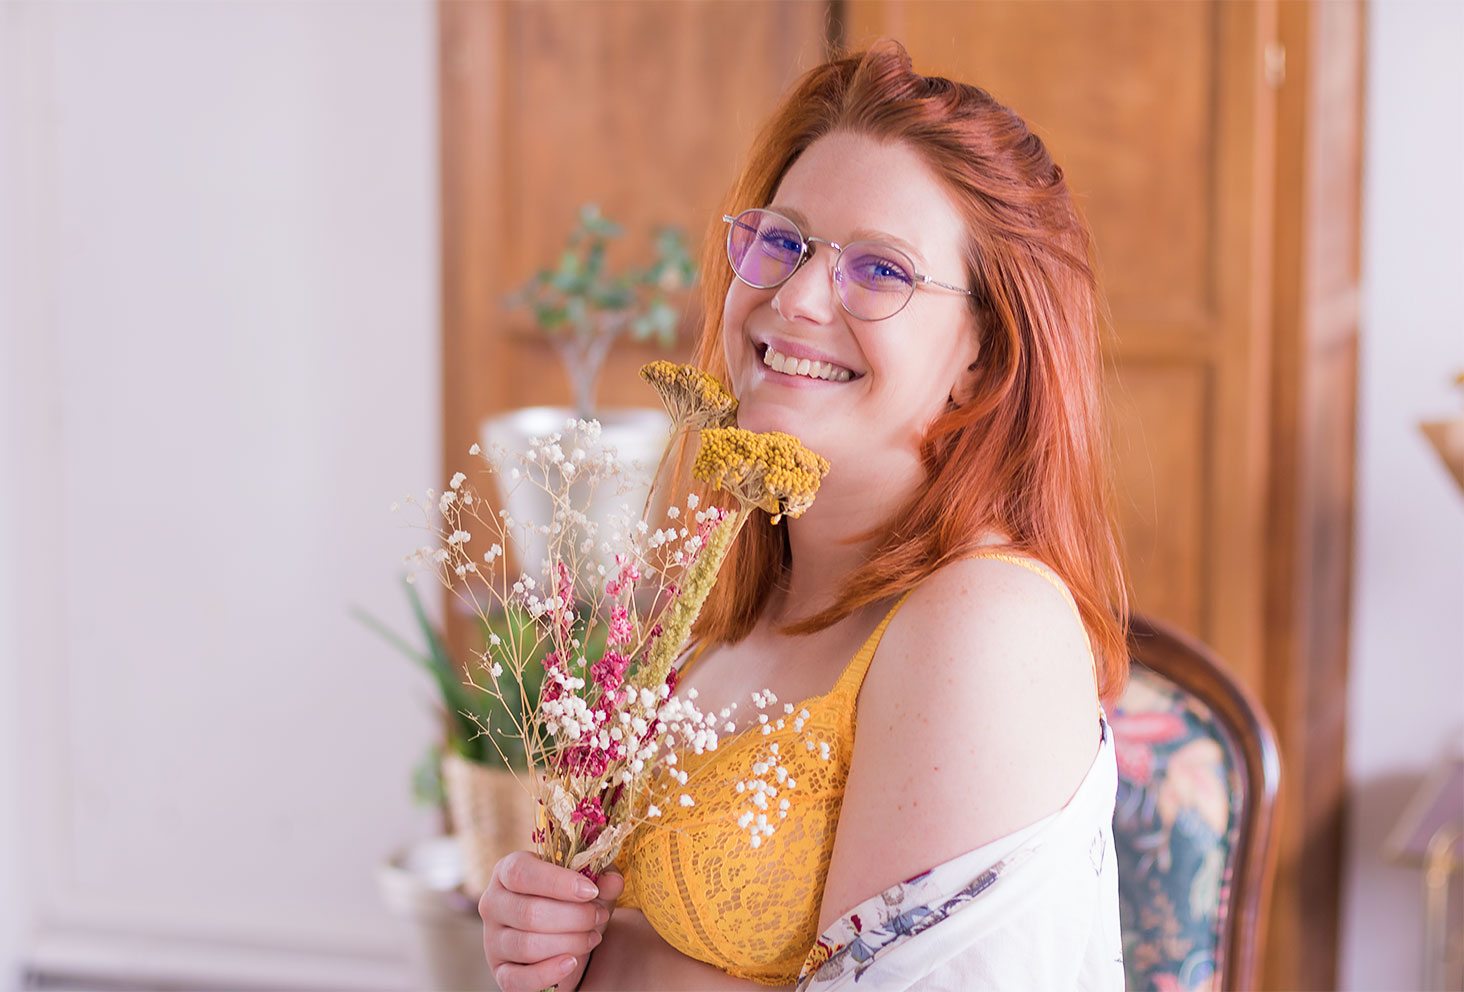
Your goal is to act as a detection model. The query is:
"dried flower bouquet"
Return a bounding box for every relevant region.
[396,363,830,879]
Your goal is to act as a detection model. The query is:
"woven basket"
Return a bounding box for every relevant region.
[440,752,538,895]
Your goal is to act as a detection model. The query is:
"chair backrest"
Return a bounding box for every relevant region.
[1110,615,1281,991]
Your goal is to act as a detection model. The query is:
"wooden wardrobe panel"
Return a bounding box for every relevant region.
[846,0,1275,684]
[440,0,510,497]
[843,0,1219,324]
[497,1,828,412]
[437,0,830,640]
[1105,362,1209,636]
[840,4,1361,987]
[1263,3,1364,987]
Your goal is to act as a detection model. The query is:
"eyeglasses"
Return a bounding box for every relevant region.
[722,208,973,322]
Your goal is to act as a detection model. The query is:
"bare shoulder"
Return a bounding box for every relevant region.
[816,554,1100,930]
[885,553,1090,662]
[867,554,1097,722]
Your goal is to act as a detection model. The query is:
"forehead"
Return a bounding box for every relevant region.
[769,131,968,264]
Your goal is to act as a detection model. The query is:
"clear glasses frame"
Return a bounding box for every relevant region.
[722,208,974,321]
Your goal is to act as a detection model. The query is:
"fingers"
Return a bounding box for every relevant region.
[480,851,610,992]
[480,852,619,992]
[595,868,626,905]
[487,889,605,933]
[494,925,602,966]
[492,953,582,992]
[495,850,601,901]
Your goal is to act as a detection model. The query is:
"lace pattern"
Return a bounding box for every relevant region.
[616,551,1091,985]
[617,594,909,984]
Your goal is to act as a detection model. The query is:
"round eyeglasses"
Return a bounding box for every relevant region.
[722,208,974,321]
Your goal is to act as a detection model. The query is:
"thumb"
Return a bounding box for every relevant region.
[595,868,625,905]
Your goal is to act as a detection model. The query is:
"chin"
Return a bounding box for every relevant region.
[733,402,804,438]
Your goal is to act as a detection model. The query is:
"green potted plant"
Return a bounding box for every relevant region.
[483,204,697,580]
[359,583,526,990]
[359,583,538,884]
[358,580,608,890]
[508,202,696,420]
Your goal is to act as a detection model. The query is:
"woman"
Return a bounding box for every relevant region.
[481,41,1128,991]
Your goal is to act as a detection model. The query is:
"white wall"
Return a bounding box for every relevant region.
[0,1,442,988]
[1341,2,1464,988]
[0,3,34,982]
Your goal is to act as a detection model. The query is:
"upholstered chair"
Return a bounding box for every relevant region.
[1111,615,1281,991]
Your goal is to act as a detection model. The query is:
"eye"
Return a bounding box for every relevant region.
[843,246,914,290]
[755,227,804,260]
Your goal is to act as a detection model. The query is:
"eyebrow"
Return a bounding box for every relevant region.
[766,204,930,267]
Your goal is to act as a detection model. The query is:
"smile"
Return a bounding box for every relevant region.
[760,344,857,382]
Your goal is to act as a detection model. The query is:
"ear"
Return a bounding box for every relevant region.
[947,322,983,410]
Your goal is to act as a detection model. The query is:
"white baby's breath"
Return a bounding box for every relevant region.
[394,409,824,872]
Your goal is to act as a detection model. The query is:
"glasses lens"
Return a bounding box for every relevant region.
[727,209,804,289]
[835,242,916,321]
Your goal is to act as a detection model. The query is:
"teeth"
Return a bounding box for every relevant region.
[762,345,853,382]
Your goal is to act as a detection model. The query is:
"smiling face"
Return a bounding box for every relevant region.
[721,131,981,480]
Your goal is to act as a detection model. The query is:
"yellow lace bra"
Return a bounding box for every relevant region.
[614,552,1088,986]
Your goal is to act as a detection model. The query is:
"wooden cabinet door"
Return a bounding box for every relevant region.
[439,0,828,467]
[845,0,1278,696]
[437,0,828,647]
[843,3,1363,988]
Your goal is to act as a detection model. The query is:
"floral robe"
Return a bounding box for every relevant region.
[796,718,1124,991]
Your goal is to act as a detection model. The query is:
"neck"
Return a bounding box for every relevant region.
[763,451,922,626]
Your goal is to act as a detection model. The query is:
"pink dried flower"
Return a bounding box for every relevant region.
[571,796,608,843]
[591,650,630,692]
[698,511,725,540]
[607,605,633,646]
[606,554,642,598]
[551,562,576,641]
[563,745,611,779]
[540,651,565,702]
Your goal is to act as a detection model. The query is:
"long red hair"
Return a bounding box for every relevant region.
[668,41,1129,702]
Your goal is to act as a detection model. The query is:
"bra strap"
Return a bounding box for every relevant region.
[676,640,712,678]
[838,589,917,698]
[963,551,1084,626]
[964,550,1099,696]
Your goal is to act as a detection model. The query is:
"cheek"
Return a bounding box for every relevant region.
[867,327,963,418]
[720,283,761,372]
[719,294,740,366]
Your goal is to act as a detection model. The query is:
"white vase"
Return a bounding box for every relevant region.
[480,406,672,582]
[378,836,500,991]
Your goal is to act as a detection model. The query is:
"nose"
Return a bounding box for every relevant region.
[770,244,839,324]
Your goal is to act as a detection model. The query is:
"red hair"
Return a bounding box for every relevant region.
[668,41,1129,702]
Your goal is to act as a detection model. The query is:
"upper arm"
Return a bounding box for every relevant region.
[815,557,1100,933]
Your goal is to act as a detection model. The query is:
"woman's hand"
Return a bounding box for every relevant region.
[479,850,624,992]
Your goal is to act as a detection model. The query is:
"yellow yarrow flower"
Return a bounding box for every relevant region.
[639,361,738,432]
[693,428,830,523]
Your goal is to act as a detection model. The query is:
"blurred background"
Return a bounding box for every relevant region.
[0,1,1459,989]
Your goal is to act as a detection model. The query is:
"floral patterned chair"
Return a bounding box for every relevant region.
[1111,615,1281,991]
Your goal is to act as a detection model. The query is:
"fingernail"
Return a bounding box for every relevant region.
[576,881,599,899]
[595,905,609,926]
[588,931,603,949]
[560,956,577,975]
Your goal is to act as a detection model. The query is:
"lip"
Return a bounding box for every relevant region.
[754,335,864,379]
